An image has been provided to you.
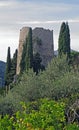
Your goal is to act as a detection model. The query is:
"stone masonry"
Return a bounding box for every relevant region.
[32,27,54,66]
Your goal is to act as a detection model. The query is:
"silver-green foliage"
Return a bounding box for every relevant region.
[1,55,79,115]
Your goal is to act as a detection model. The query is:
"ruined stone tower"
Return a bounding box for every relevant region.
[16,27,31,74]
[16,27,54,74]
[32,27,54,66]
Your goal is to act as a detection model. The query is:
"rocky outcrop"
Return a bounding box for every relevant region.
[16,27,31,74]
[32,27,54,66]
[16,27,54,74]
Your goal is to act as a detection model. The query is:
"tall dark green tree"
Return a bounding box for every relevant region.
[58,22,70,58]
[10,49,18,79]
[65,22,70,57]
[33,53,42,74]
[5,48,18,86]
[26,28,33,70]
[5,47,11,86]
[20,28,33,73]
[20,38,27,73]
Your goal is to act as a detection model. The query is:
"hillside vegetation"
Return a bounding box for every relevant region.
[0,22,79,129]
[0,55,79,129]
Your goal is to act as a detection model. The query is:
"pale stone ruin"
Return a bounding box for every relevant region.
[16,27,54,75]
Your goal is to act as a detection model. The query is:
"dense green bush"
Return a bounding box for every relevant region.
[0,99,78,130]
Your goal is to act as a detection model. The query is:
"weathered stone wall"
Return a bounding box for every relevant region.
[32,27,54,66]
[16,27,31,74]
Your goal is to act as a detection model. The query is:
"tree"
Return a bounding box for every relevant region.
[20,28,33,73]
[5,47,11,86]
[33,53,45,74]
[20,38,27,73]
[10,49,18,82]
[5,48,18,86]
[58,22,70,58]
[65,22,70,58]
[11,49,17,74]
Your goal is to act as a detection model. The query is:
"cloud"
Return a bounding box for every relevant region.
[0,1,11,7]
[17,19,79,25]
[0,0,79,61]
[0,0,78,25]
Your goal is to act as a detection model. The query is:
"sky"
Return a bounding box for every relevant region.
[0,0,79,61]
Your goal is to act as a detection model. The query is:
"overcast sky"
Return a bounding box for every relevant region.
[0,0,79,61]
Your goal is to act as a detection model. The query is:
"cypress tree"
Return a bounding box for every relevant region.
[65,22,70,58]
[20,28,33,73]
[5,47,11,86]
[58,22,70,58]
[10,49,18,78]
[20,38,27,72]
[5,48,18,86]
[26,28,33,70]
[33,53,42,74]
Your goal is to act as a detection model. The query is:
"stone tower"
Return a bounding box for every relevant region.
[16,27,54,75]
[16,27,31,75]
[32,27,54,66]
